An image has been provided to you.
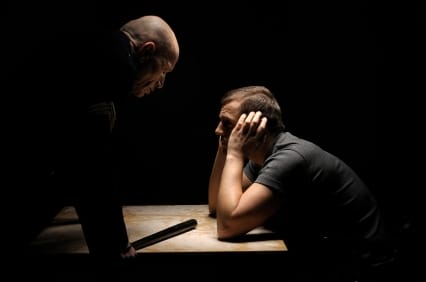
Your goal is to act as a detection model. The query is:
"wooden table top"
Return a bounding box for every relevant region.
[28,204,287,254]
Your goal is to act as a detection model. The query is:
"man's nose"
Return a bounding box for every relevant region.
[215,122,223,135]
[156,73,166,89]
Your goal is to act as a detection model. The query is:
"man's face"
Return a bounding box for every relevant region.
[215,100,240,150]
[131,57,174,98]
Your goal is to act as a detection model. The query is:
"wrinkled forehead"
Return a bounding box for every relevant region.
[220,100,241,120]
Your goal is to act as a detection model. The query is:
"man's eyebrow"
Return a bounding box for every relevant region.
[219,114,231,122]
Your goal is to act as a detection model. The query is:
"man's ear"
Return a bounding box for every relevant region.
[137,41,156,61]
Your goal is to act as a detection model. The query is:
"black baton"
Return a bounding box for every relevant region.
[131,218,198,250]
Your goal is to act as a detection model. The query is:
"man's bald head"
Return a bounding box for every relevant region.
[120,15,179,97]
[120,15,179,68]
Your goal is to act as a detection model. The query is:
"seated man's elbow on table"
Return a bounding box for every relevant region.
[215,189,284,240]
[207,206,242,239]
[215,213,262,241]
[217,221,244,240]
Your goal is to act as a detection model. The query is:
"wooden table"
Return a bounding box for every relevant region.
[28,204,287,255]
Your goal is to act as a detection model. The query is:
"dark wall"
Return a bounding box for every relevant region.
[4,3,423,277]
[113,2,379,205]
[4,1,382,213]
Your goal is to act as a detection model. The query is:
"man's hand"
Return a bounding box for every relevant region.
[120,243,137,259]
[227,111,267,157]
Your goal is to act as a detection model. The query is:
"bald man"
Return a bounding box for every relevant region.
[74,16,179,261]
[11,15,179,264]
[120,15,179,98]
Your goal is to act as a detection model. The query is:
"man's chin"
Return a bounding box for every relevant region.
[132,91,147,98]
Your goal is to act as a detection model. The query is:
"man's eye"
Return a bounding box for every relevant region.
[221,121,231,128]
[224,125,235,132]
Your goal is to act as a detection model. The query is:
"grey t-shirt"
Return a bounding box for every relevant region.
[244,131,384,246]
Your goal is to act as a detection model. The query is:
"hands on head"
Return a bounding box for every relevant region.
[225,111,267,157]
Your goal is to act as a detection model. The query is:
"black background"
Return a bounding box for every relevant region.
[2,1,423,260]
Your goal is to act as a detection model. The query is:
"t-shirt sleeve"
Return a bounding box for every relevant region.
[244,149,307,196]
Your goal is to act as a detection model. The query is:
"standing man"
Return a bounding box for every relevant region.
[11,15,179,262]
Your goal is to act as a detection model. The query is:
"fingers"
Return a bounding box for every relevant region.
[256,115,267,139]
[239,111,267,137]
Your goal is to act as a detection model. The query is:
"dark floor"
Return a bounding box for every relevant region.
[13,245,419,282]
